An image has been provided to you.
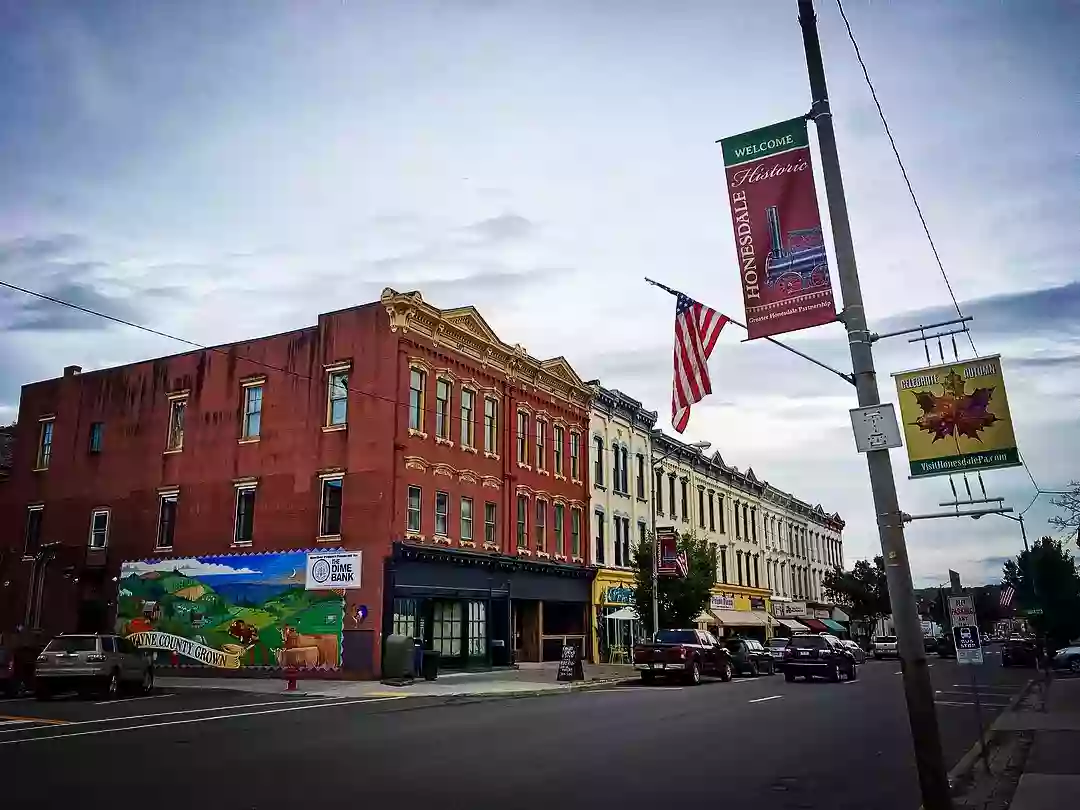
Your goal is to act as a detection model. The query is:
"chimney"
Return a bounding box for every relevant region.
[63,365,82,378]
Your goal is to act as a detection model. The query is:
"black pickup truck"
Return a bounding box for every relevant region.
[633,629,734,685]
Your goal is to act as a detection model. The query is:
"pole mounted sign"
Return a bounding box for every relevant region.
[948,595,984,665]
[892,355,1021,479]
[720,117,837,339]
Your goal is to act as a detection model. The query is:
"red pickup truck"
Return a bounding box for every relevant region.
[633,629,734,685]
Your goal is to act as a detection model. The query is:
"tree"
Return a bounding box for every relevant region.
[631,531,716,635]
[1002,536,1080,648]
[972,585,1011,630]
[1048,481,1080,545]
[823,556,891,637]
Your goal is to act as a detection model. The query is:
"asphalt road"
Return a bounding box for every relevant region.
[3,645,1034,810]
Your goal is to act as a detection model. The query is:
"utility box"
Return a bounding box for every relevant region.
[382,634,416,680]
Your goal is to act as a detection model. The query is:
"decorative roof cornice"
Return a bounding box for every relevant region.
[588,383,658,430]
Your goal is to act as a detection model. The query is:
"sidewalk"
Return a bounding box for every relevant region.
[157,662,637,700]
[1002,675,1080,810]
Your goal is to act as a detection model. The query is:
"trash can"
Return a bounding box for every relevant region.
[421,649,441,681]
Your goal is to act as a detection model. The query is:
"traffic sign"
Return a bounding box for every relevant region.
[949,596,983,665]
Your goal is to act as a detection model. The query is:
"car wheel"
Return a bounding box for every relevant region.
[767,661,775,676]
[1069,657,1080,674]
[141,668,154,695]
[849,663,858,681]
[687,661,702,686]
[829,663,840,682]
[749,661,760,677]
[103,670,120,700]
[784,670,795,682]
[720,661,734,682]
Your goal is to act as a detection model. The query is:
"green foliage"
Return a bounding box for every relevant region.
[1003,536,1080,647]
[631,531,716,636]
[823,556,891,630]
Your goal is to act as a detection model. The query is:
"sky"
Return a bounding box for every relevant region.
[1,0,1077,587]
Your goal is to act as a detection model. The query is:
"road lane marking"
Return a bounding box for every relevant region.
[0,696,405,745]
[936,700,1013,708]
[749,695,783,703]
[0,714,67,726]
[949,684,1019,691]
[0,695,347,735]
[94,694,168,706]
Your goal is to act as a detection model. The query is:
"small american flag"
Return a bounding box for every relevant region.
[674,550,689,578]
[671,293,728,433]
[1000,584,1016,608]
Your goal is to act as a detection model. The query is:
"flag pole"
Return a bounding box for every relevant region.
[644,277,854,385]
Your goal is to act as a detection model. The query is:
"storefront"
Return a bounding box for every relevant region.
[384,542,594,672]
[697,588,774,641]
[771,600,808,637]
[592,570,640,664]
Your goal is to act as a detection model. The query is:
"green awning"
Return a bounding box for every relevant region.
[821,618,847,634]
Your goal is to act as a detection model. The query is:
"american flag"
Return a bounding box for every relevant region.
[674,550,689,578]
[1000,584,1016,608]
[671,293,728,433]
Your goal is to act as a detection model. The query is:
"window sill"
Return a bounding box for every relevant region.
[571,556,584,564]
[317,534,342,543]
[32,467,49,473]
[484,451,500,461]
[435,436,454,447]
[594,484,606,491]
[232,542,253,549]
[571,478,583,486]
[238,437,261,445]
[517,547,532,557]
[553,553,568,562]
[636,497,648,504]
[163,448,183,455]
[22,555,35,562]
[537,468,549,476]
[461,444,478,454]
[483,542,499,552]
[554,473,567,482]
[433,536,452,546]
[517,463,532,471]
[459,540,476,549]
[323,424,347,433]
[405,532,425,542]
[408,428,428,439]
[536,550,550,560]
[154,546,174,554]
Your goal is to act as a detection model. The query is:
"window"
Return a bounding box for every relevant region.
[554,503,565,555]
[435,491,449,537]
[594,511,605,565]
[36,418,54,469]
[735,502,742,540]
[516,494,528,548]
[708,491,716,532]
[720,547,728,583]
[638,520,647,549]
[166,398,186,451]
[553,425,564,475]
[620,447,629,494]
[407,486,422,533]
[668,475,676,519]
[157,493,178,549]
[613,517,622,566]
[88,422,103,454]
[719,495,726,533]
[484,397,498,454]
[680,479,689,522]
[754,554,760,588]
[751,508,757,542]
[484,502,497,545]
[409,368,426,432]
[435,379,451,440]
[516,411,529,465]
[536,420,547,471]
[593,436,604,485]
[328,370,349,427]
[467,601,487,658]
[698,487,706,529]
[535,499,546,550]
[24,506,43,555]
[234,487,256,545]
[611,445,621,492]
[571,507,582,557]
[460,497,474,542]
[432,601,462,658]
[655,469,664,513]
[569,432,580,479]
[736,550,744,586]
[393,598,419,638]
[742,505,749,542]
[88,509,109,550]
[242,384,263,439]
[636,454,645,498]
[618,517,630,567]
[320,477,343,537]
[460,388,475,447]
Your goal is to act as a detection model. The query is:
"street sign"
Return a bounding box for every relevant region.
[849,404,903,453]
[948,596,983,665]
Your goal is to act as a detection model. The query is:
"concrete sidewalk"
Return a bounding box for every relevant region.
[157,662,638,700]
[1002,675,1080,810]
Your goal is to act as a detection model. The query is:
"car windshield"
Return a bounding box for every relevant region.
[875,636,897,644]
[653,630,698,645]
[789,636,827,649]
[768,639,789,648]
[44,636,98,653]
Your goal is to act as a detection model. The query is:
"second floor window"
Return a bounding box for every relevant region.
[88,509,109,550]
[484,397,498,454]
[698,488,706,528]
[484,502,497,545]
[680,480,689,522]
[719,495,726,533]
[88,422,104,454]
[24,507,43,555]
[593,437,604,486]
[655,469,663,513]
[460,389,475,447]
[516,495,528,548]
[235,487,256,545]
[569,432,580,479]
[516,411,528,465]
[166,398,186,451]
[407,486,422,533]
[460,497,473,542]
[243,384,263,439]
[320,478,343,537]
[554,503,565,555]
[327,370,348,426]
[594,511,605,565]
[612,446,621,492]
[536,420,547,471]
[751,508,757,542]
[535,499,546,550]
[409,368,426,432]
[571,507,582,558]
[435,491,449,536]
[668,475,676,519]
[36,419,54,469]
[157,493,178,549]
[435,379,451,440]
[619,447,629,494]
[553,425,564,475]
[708,491,716,532]
[636,454,645,498]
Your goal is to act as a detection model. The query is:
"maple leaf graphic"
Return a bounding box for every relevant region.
[910,369,999,443]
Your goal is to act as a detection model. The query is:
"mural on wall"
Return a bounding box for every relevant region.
[116,551,344,670]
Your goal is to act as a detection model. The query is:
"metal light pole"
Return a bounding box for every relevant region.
[650,440,710,638]
[797,3,952,808]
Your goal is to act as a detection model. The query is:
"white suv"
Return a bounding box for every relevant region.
[872,635,898,659]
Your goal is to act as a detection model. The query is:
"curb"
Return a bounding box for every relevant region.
[947,675,1039,784]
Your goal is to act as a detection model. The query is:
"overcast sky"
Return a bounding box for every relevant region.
[1,1,1077,586]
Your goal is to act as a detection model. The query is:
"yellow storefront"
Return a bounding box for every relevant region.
[696,586,775,641]
[592,570,640,664]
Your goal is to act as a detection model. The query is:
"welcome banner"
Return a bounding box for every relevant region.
[721,118,837,339]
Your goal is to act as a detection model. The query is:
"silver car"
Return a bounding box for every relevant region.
[35,634,154,700]
[839,639,867,664]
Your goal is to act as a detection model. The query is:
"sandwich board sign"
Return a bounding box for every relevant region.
[948,595,983,665]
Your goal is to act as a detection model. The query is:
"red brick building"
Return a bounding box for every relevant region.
[0,288,594,676]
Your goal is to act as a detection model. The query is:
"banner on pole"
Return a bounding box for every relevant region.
[892,355,1021,479]
[656,526,679,576]
[720,117,837,339]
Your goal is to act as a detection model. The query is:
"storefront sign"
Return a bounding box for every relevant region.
[750,596,766,611]
[773,601,807,618]
[605,585,635,605]
[306,551,361,590]
[720,117,837,339]
[814,609,830,619]
[556,643,584,682]
[892,356,1021,479]
[710,595,736,611]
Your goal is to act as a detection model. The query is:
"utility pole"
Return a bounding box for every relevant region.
[797,3,952,809]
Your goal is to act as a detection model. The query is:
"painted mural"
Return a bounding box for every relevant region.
[116,551,343,670]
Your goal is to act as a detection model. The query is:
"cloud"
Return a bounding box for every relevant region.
[458,213,533,243]
[122,558,260,577]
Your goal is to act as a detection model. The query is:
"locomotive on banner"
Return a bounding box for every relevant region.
[764,205,829,297]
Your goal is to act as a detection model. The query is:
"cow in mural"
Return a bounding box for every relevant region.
[279,624,339,668]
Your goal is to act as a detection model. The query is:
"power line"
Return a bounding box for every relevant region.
[833,0,1052,499]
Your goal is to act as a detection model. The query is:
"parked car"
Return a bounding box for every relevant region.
[1051,644,1080,674]
[34,633,154,700]
[923,636,939,654]
[783,634,857,682]
[766,637,790,670]
[872,636,898,659]
[936,635,956,659]
[839,639,867,664]
[633,629,734,685]
[1001,637,1039,668]
[723,637,775,676]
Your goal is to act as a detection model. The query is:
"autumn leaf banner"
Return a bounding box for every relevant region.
[892,355,1021,479]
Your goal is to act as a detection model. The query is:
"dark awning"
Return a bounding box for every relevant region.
[799,618,829,633]
[821,618,847,634]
